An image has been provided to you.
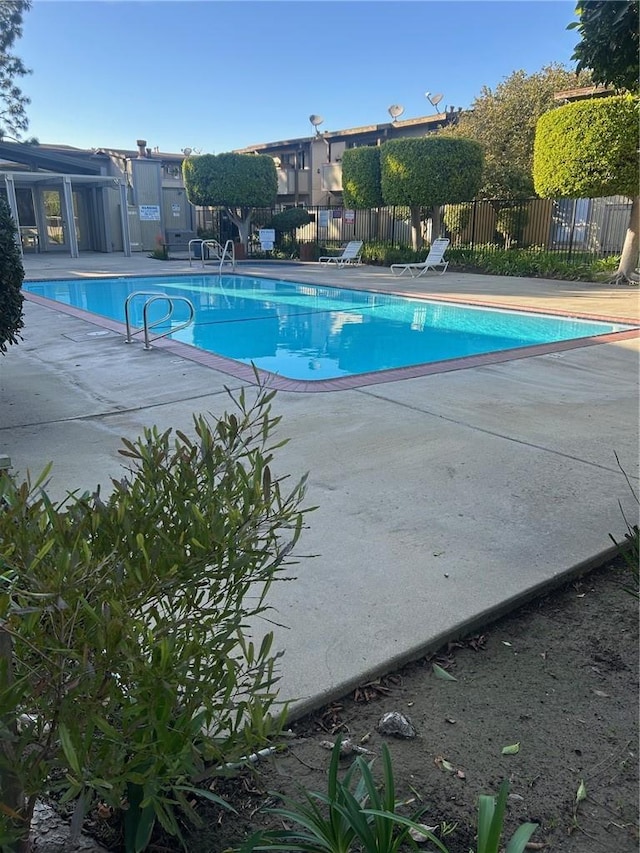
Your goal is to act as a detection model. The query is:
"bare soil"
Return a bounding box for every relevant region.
[87,556,638,853]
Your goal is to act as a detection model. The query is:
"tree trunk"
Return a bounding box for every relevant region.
[615,195,639,284]
[410,206,422,251]
[225,207,252,251]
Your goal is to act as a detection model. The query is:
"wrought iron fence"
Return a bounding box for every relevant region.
[195,195,631,261]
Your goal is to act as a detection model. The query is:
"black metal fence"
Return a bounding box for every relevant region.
[195,195,631,261]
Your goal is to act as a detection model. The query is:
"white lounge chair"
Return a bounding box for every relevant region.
[318,240,363,268]
[390,238,450,277]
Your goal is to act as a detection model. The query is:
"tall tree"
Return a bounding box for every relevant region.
[0,0,31,140]
[569,1,639,92]
[441,65,592,200]
[380,137,483,250]
[534,95,639,283]
[183,153,277,250]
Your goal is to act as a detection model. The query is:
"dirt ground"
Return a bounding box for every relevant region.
[85,555,638,853]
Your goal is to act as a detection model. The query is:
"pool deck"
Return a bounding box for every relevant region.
[3,252,640,717]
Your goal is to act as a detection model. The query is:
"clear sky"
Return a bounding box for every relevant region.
[18,0,581,154]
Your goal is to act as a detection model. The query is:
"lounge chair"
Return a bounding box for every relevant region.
[318,240,363,268]
[390,238,450,277]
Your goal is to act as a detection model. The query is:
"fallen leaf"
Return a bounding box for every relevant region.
[502,742,521,755]
[502,641,512,647]
[592,689,610,698]
[445,716,457,725]
[434,755,455,772]
[576,779,587,803]
[456,769,466,779]
[409,824,439,842]
[432,663,457,681]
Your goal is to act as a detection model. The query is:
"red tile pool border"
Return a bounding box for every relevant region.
[23,289,640,394]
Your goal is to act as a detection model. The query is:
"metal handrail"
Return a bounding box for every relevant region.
[220,239,236,273]
[124,291,168,343]
[123,291,195,350]
[188,237,236,272]
[142,295,195,349]
[189,238,224,268]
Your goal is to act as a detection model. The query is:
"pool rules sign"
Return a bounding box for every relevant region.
[259,229,275,251]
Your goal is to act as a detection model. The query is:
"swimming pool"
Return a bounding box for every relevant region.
[23,274,636,386]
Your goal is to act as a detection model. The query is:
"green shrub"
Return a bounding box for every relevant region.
[0,383,311,851]
[342,147,384,209]
[443,204,472,240]
[361,241,424,266]
[495,206,530,249]
[269,208,312,233]
[0,197,25,354]
[380,137,483,207]
[445,246,620,282]
[534,96,639,199]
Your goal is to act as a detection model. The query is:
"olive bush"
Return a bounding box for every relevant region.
[0,383,311,852]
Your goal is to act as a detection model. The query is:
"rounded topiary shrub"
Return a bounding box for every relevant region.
[0,197,25,354]
[342,146,384,209]
[534,96,639,198]
[269,207,312,232]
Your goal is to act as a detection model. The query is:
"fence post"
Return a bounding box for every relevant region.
[567,199,577,261]
[470,200,477,251]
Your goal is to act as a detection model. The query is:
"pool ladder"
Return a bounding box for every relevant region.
[188,238,236,273]
[124,291,195,350]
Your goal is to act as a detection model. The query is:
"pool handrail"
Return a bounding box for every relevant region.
[188,238,236,273]
[123,290,195,349]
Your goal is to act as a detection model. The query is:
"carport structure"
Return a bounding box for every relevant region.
[0,140,131,258]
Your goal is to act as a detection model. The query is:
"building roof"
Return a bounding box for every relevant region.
[0,140,108,175]
[235,112,458,153]
[553,85,616,102]
[96,146,186,162]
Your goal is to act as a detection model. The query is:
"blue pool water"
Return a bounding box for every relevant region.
[23,275,634,381]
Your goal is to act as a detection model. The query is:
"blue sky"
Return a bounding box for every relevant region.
[18,1,581,154]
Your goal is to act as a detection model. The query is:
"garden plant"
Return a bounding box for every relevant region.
[0,383,311,852]
[241,738,539,853]
[0,197,24,354]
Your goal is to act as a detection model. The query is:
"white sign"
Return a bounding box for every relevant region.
[139,205,161,221]
[259,228,276,251]
[318,210,330,227]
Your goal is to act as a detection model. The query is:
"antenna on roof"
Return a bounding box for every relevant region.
[425,92,444,112]
[309,114,324,135]
[388,104,404,122]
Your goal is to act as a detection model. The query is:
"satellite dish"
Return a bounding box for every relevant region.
[425,92,444,111]
[309,115,324,133]
[388,104,404,121]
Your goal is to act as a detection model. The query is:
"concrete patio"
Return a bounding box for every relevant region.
[2,252,638,716]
